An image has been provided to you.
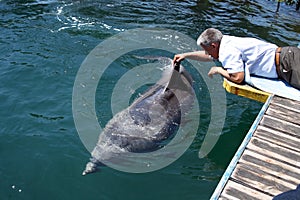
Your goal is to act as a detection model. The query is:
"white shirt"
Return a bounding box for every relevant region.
[218,35,278,80]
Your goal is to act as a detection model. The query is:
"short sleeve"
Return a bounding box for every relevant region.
[219,47,244,74]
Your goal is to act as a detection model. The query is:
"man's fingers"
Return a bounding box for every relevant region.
[173,54,185,64]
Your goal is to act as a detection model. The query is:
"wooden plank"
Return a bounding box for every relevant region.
[266,104,300,126]
[220,180,273,200]
[247,137,300,168]
[270,101,300,115]
[219,193,240,200]
[272,96,300,112]
[231,163,295,196]
[254,126,300,153]
[218,196,232,200]
[239,149,300,185]
[218,196,233,200]
[260,115,300,137]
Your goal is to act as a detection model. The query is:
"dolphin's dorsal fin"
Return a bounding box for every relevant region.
[163,61,181,92]
[173,61,180,71]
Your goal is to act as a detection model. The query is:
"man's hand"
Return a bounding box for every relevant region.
[208,66,245,84]
[173,54,185,65]
[173,51,213,65]
[208,66,221,78]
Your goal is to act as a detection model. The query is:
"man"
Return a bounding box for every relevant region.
[173,28,300,89]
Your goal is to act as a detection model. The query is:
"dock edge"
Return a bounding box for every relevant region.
[210,94,274,200]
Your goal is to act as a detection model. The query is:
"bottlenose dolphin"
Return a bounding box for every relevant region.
[82,58,194,175]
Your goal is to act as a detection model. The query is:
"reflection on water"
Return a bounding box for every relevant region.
[53,2,125,32]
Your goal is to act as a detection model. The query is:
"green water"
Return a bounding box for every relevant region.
[0,0,299,199]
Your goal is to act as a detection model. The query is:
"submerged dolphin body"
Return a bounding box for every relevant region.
[82,58,195,175]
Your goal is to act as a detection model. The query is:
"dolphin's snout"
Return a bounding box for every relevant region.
[82,161,98,176]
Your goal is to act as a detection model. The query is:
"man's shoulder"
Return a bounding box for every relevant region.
[219,35,240,52]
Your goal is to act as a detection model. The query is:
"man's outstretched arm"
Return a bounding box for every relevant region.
[173,51,213,63]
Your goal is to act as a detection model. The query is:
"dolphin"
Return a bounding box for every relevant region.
[82,58,195,175]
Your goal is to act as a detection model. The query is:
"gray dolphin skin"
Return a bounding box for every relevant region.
[82,58,195,175]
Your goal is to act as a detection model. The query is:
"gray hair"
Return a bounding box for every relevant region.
[196,28,223,46]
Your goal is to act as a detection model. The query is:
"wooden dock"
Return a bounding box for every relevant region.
[210,82,300,199]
